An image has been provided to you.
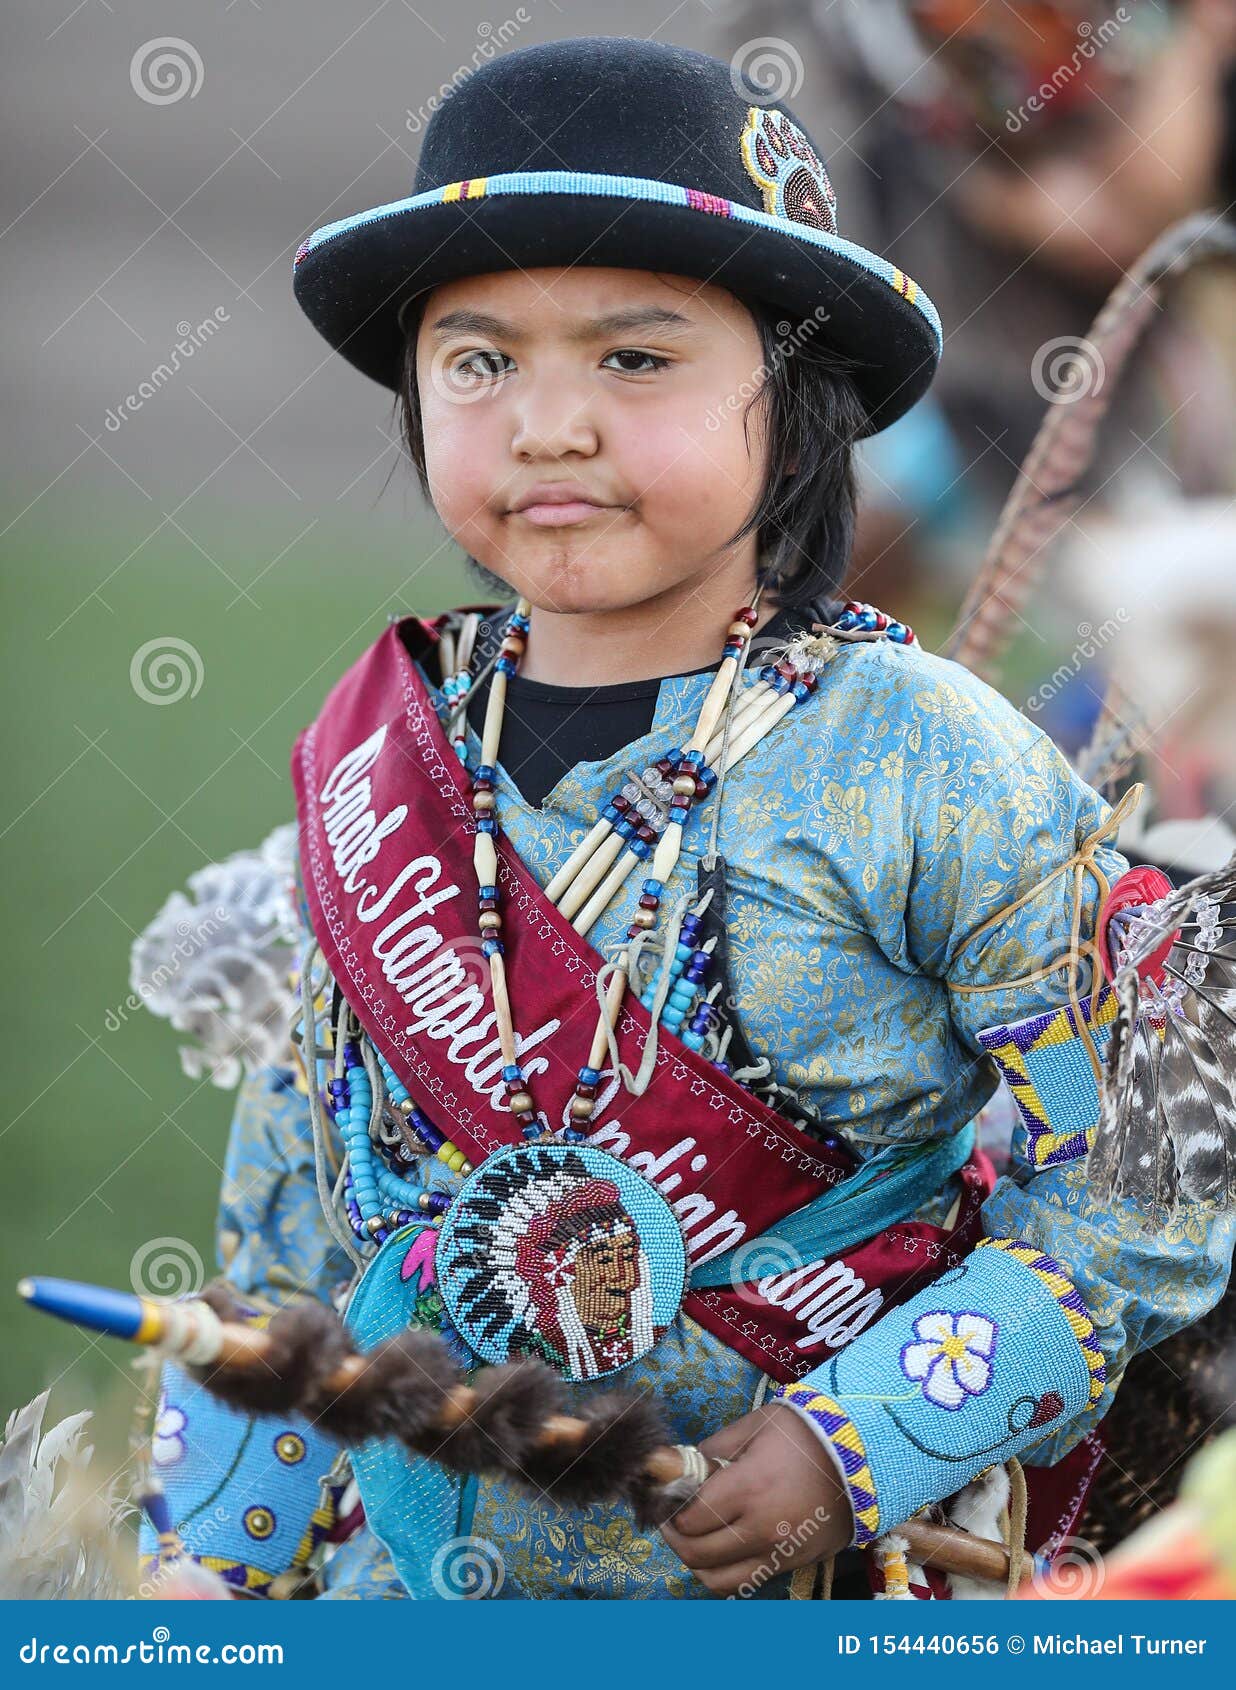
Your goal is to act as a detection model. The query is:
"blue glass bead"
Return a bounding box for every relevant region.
[478,883,498,900]
[474,764,497,782]
[667,805,690,826]
[632,840,651,859]
[886,621,906,643]
[682,1031,706,1051]
[698,766,717,790]
[579,1066,601,1086]
[561,1127,586,1143]
[502,1064,523,1083]
[642,877,663,898]
[858,609,879,630]
[475,816,497,834]
[835,612,858,631]
[481,938,504,957]
[520,1120,543,1141]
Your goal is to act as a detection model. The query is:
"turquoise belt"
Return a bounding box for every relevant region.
[688,1120,976,1288]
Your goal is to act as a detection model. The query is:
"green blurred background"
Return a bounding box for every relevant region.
[0,489,468,1473]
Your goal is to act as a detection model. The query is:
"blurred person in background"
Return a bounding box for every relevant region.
[710,0,1236,810]
[709,1,1236,606]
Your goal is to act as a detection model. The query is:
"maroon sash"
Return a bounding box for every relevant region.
[291,615,998,1385]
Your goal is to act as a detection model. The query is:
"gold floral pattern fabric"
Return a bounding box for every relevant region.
[170,630,1233,1597]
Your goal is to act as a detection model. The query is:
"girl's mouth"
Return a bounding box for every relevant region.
[505,479,632,527]
[512,501,616,527]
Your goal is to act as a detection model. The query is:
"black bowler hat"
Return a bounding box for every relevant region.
[292,35,941,434]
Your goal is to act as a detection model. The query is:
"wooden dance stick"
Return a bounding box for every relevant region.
[18,1276,1017,1586]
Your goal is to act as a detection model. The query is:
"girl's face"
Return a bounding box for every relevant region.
[414,267,770,617]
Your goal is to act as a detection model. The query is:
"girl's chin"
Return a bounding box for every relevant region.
[496,556,673,617]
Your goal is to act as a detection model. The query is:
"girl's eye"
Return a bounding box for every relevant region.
[451,349,512,383]
[602,349,671,374]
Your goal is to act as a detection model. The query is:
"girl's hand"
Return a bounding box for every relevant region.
[658,1402,853,1596]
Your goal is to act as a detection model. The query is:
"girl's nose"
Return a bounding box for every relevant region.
[509,380,599,460]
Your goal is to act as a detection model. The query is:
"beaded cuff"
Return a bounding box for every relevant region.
[977,987,1119,1171]
[771,1236,1104,1547]
[136,1353,346,1598]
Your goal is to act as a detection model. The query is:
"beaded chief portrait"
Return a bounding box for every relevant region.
[435,1142,688,1381]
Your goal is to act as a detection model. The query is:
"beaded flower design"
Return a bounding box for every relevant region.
[899,1310,997,1410]
[740,105,838,234]
[151,1397,187,1467]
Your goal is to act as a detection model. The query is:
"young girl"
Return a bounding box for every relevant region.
[139,35,1233,1600]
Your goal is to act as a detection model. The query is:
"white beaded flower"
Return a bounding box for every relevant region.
[899,1311,997,1410]
[151,1398,187,1467]
[128,822,302,1088]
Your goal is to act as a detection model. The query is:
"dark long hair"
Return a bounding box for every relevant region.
[394,285,868,611]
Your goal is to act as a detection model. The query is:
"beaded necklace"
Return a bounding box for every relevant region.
[458,594,824,1148]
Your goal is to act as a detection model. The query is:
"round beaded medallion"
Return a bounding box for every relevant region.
[434,1141,688,1381]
